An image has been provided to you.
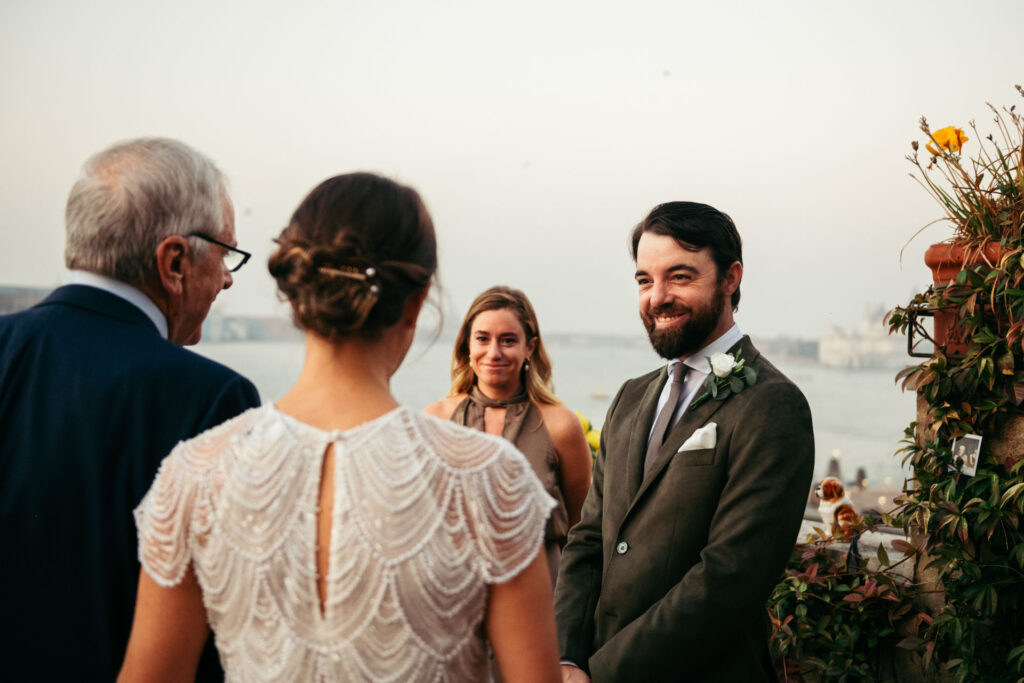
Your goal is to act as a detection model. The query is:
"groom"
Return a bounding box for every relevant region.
[554,202,814,682]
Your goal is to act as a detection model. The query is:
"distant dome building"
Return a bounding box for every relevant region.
[818,307,905,369]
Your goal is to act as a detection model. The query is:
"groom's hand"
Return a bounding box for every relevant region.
[561,664,591,682]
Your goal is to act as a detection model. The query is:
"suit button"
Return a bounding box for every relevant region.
[616,541,629,555]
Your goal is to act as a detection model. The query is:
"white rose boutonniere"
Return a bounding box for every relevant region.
[690,349,758,409]
[709,352,737,378]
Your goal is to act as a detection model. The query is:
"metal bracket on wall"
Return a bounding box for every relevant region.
[906,309,936,358]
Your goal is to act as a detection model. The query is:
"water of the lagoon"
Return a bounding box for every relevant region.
[196,337,917,494]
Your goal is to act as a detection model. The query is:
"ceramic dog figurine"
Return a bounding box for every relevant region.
[814,476,859,539]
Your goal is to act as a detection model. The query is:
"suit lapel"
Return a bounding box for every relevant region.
[631,337,761,504]
[624,368,669,497]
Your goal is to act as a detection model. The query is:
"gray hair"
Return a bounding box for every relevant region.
[64,137,228,286]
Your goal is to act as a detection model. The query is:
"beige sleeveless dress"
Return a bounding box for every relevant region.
[450,387,568,587]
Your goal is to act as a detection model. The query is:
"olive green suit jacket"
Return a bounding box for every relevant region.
[554,337,814,682]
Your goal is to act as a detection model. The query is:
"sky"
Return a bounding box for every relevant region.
[1,0,1022,339]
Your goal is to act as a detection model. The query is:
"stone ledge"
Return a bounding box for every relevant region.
[796,517,913,580]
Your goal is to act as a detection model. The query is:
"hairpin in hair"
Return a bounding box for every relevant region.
[318,265,380,294]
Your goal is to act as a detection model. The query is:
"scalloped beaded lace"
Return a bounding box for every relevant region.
[135,405,553,682]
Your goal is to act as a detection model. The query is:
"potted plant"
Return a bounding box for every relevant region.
[885,86,1024,682]
[895,87,1024,356]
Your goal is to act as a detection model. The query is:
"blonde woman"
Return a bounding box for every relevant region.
[427,286,592,587]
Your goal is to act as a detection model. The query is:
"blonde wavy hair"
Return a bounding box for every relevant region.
[450,286,559,405]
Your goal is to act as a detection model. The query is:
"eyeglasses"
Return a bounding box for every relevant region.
[187,232,251,272]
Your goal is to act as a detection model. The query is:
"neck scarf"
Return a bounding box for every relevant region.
[452,385,531,442]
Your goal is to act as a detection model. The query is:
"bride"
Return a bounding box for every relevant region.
[118,172,561,682]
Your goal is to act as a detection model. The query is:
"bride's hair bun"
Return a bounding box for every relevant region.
[268,173,436,339]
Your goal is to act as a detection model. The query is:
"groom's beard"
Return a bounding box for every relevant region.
[642,283,726,360]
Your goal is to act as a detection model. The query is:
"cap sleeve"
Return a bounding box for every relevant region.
[133,442,203,587]
[464,440,557,584]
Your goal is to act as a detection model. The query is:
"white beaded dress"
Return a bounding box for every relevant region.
[135,405,555,682]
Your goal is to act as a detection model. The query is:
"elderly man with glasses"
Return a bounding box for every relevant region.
[0,138,260,682]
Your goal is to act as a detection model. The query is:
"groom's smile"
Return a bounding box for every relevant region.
[652,310,689,327]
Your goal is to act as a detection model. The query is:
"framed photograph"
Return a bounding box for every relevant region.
[952,434,983,477]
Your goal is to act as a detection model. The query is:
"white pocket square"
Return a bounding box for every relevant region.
[677,422,717,452]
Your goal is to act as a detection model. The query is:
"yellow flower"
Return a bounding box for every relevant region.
[926,126,969,155]
[575,411,601,455]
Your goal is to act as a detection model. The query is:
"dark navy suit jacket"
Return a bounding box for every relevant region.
[0,285,260,682]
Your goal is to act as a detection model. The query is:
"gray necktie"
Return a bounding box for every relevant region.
[644,363,687,478]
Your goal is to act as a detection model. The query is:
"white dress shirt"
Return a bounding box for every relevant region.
[65,270,169,339]
[648,323,743,442]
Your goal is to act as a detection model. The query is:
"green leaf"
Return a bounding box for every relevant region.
[1001,482,1024,508]
[1010,542,1024,569]
[728,376,744,393]
[877,543,891,566]
[744,366,757,385]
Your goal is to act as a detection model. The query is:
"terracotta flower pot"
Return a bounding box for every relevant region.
[924,242,1005,356]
